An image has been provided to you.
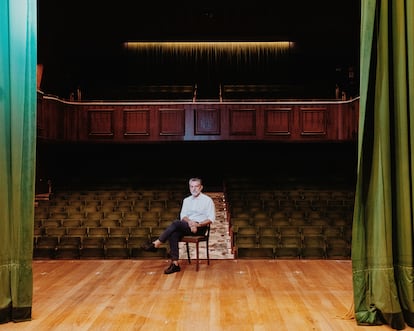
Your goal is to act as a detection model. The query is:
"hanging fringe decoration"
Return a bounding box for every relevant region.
[124,41,295,65]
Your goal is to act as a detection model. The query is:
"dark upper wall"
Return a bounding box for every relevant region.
[37,140,357,192]
[37,1,361,100]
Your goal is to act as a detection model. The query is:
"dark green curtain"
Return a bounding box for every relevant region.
[352,0,414,329]
[0,0,37,324]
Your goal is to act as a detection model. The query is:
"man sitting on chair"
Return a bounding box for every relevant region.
[143,177,215,274]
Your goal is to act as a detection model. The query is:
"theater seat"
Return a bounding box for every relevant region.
[105,237,129,259]
[326,237,350,259]
[301,236,326,259]
[56,236,81,259]
[80,237,105,259]
[33,236,59,259]
[275,236,302,259]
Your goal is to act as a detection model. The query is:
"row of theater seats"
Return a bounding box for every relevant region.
[33,225,168,259]
[33,186,354,260]
[34,209,180,229]
[35,198,183,217]
[227,190,354,213]
[232,225,351,259]
[226,187,354,259]
[33,189,187,259]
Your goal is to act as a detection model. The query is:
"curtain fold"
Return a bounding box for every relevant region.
[352,0,414,329]
[0,0,37,324]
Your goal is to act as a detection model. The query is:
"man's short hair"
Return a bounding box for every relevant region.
[189,177,202,185]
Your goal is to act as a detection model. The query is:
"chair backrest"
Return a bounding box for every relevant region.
[182,223,210,241]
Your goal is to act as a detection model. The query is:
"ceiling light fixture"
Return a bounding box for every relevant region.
[123,41,295,56]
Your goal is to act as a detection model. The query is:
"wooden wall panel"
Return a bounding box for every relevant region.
[338,99,359,140]
[36,94,45,138]
[194,108,220,135]
[38,94,359,143]
[39,98,63,140]
[159,108,185,136]
[299,107,327,136]
[63,105,79,141]
[87,109,114,138]
[229,108,256,136]
[123,109,150,137]
[264,107,292,136]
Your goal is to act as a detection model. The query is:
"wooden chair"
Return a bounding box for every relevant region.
[180,224,210,271]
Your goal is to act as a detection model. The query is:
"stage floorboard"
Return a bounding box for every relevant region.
[1,259,412,331]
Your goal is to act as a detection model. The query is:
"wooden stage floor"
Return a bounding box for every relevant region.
[1,259,412,331]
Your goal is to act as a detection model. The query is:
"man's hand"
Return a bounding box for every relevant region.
[188,220,198,233]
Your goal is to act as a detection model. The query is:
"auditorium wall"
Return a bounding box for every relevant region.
[35,94,358,192]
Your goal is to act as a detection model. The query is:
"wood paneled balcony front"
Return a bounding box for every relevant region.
[37,92,359,144]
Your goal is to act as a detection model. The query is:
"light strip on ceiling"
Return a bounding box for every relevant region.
[123,41,295,55]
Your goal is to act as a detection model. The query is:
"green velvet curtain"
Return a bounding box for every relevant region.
[352,0,414,329]
[0,0,37,324]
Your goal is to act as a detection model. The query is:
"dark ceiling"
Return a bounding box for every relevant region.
[37,0,361,99]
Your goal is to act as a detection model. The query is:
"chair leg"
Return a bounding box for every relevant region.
[184,239,209,271]
[186,242,191,264]
[195,242,199,271]
[206,240,210,265]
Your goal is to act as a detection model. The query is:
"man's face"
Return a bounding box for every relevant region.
[189,181,202,197]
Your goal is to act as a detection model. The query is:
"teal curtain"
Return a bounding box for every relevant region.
[352,0,414,329]
[0,0,37,324]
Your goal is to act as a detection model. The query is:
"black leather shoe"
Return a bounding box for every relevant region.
[141,242,157,252]
[164,263,181,274]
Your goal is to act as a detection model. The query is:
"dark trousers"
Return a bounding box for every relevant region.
[158,220,206,261]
